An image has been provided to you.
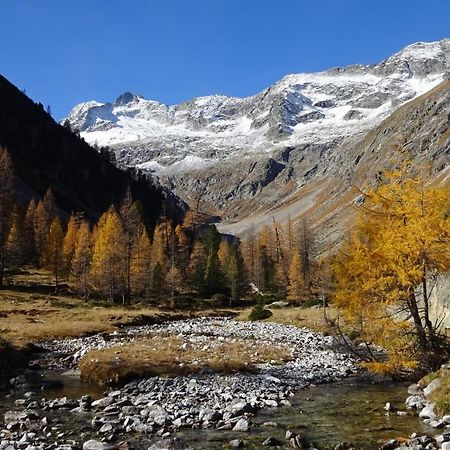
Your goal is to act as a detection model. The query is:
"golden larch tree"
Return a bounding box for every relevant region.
[287,252,303,303]
[34,201,50,255]
[175,224,189,271]
[71,220,92,299]
[242,225,257,284]
[6,207,25,268]
[151,222,169,270]
[23,198,37,263]
[35,188,57,255]
[90,208,126,304]
[41,217,64,292]
[130,228,152,297]
[333,167,450,372]
[187,240,204,278]
[62,213,81,275]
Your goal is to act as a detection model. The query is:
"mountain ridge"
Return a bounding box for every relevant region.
[64,39,450,241]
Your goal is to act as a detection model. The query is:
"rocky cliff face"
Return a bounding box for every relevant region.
[65,39,450,241]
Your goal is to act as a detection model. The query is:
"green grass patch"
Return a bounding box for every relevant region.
[419,363,450,416]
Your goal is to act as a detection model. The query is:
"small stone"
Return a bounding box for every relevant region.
[82,440,116,450]
[423,378,441,396]
[406,395,427,409]
[380,439,399,450]
[286,431,309,449]
[229,401,256,415]
[108,391,122,398]
[264,399,278,407]
[81,395,93,407]
[198,408,222,423]
[148,437,194,449]
[229,440,244,448]
[285,430,296,440]
[99,422,115,434]
[232,418,249,432]
[172,418,182,427]
[407,384,421,395]
[430,420,445,429]
[262,436,282,446]
[334,444,357,450]
[6,421,20,431]
[153,414,169,426]
[442,442,450,450]
[419,404,436,419]
[384,402,396,412]
[91,397,114,409]
[262,421,279,427]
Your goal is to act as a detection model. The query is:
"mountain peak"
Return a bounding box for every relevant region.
[115,91,141,105]
[65,38,449,146]
[388,38,450,65]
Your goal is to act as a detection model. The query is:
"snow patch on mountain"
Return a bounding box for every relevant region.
[64,39,450,179]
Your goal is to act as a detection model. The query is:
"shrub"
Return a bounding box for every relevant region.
[249,296,273,321]
[301,297,322,308]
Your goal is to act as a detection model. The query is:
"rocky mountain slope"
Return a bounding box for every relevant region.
[65,39,450,241]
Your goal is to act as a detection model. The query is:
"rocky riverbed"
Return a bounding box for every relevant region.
[0,318,447,449]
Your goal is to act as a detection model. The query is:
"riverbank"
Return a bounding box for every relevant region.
[1,282,446,450]
[1,316,448,449]
[1,317,359,449]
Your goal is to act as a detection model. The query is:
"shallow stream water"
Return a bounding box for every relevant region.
[0,369,434,449]
[174,378,435,449]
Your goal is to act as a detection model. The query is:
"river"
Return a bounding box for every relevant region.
[0,369,434,449]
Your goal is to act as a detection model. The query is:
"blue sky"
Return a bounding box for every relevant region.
[1,1,449,119]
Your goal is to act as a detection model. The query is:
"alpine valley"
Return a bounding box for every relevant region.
[66,39,450,245]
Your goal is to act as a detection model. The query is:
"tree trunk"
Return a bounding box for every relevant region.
[125,241,131,305]
[0,224,5,288]
[408,291,429,352]
[54,245,59,294]
[421,267,435,347]
[0,250,4,288]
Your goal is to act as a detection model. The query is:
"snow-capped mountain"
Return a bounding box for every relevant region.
[65,39,450,241]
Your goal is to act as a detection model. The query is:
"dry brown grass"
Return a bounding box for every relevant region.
[79,335,291,385]
[236,305,338,334]
[0,286,168,347]
[0,269,238,347]
[1,269,337,349]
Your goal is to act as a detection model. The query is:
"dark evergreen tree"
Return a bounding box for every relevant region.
[228,244,247,305]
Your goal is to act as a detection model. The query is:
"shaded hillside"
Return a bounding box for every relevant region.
[0,74,182,224]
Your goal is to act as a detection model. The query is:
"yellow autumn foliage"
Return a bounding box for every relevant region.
[333,166,450,373]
